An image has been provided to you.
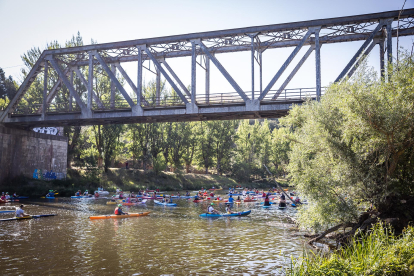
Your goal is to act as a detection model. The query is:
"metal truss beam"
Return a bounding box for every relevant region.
[335,20,386,82]
[259,28,316,101]
[43,9,414,57]
[72,67,105,109]
[197,40,249,102]
[93,51,135,108]
[0,54,45,122]
[161,59,191,97]
[114,63,149,106]
[144,48,189,104]
[272,45,316,100]
[346,39,378,79]
[48,57,87,114]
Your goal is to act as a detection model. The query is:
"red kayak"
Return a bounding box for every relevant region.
[193,199,204,203]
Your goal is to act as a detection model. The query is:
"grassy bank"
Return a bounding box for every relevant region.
[288,223,414,276]
[1,168,282,197]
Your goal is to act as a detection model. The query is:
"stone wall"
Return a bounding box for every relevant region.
[0,125,68,184]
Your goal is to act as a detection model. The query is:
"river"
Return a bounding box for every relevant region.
[0,193,306,275]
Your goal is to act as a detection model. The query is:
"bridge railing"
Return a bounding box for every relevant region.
[8,87,326,115]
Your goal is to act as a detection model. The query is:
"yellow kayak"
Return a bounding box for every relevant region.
[89,212,150,220]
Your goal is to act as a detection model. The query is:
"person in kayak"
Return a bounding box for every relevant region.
[207,203,220,214]
[75,190,81,196]
[264,194,271,206]
[225,203,234,214]
[114,204,128,215]
[46,190,54,197]
[228,195,235,204]
[279,194,287,208]
[15,205,29,218]
[83,190,89,196]
[94,191,99,198]
[186,191,190,196]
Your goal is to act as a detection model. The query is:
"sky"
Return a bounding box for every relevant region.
[0,0,413,96]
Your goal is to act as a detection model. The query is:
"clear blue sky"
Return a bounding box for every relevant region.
[0,0,413,94]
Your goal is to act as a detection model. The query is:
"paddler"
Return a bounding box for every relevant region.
[75,190,81,196]
[15,205,29,218]
[225,203,234,214]
[114,204,128,215]
[46,190,54,197]
[83,190,89,196]
[264,194,271,206]
[228,195,235,204]
[207,203,220,214]
[279,194,287,208]
[94,191,99,198]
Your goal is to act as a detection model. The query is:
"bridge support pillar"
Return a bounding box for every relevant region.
[0,125,68,185]
[245,99,260,111]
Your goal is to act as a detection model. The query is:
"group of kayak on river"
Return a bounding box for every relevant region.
[0,192,19,203]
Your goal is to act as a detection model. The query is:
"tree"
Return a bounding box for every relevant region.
[281,52,414,238]
[0,67,18,103]
[195,121,215,174]
[211,120,237,175]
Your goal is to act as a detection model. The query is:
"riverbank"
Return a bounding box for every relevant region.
[0,168,288,197]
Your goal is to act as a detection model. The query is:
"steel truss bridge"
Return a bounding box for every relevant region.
[1,9,414,128]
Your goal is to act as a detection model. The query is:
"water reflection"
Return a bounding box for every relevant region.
[0,194,307,275]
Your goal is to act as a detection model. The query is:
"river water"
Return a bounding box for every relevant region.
[0,193,306,275]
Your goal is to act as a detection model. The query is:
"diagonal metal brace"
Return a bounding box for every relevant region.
[144,48,189,104]
[273,45,316,100]
[160,59,191,97]
[197,40,249,102]
[93,51,135,108]
[48,57,87,113]
[259,28,316,101]
[73,67,105,109]
[335,20,385,82]
[113,63,150,106]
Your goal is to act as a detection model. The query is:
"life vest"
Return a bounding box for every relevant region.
[114,208,120,215]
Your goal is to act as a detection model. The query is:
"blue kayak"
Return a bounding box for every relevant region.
[154,200,177,206]
[71,196,93,199]
[45,196,55,199]
[0,210,15,214]
[199,210,251,217]
[14,196,29,199]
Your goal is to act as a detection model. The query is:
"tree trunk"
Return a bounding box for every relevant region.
[186,164,190,173]
[98,157,103,168]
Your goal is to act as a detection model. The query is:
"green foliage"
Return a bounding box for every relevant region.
[0,67,18,102]
[281,53,414,231]
[288,223,414,276]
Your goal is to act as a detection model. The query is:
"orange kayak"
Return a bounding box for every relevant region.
[89,212,150,220]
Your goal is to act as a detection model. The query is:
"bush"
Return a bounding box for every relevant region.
[288,223,414,276]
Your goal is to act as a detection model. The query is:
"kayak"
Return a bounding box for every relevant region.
[278,206,287,209]
[46,196,55,199]
[89,212,150,220]
[0,214,56,222]
[243,199,257,202]
[199,210,251,217]
[154,200,177,206]
[14,196,29,199]
[142,196,162,199]
[193,199,203,203]
[122,199,147,205]
[71,196,90,199]
[0,210,15,213]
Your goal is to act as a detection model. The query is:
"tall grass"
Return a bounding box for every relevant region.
[288,223,414,276]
